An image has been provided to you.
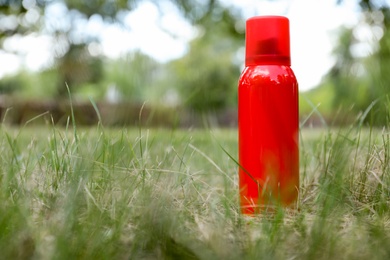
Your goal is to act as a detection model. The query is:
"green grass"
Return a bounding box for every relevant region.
[0,121,389,259]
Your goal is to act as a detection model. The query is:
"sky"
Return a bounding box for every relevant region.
[0,0,361,91]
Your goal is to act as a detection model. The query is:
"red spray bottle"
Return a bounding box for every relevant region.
[238,16,299,214]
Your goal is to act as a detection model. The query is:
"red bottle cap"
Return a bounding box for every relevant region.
[245,16,291,66]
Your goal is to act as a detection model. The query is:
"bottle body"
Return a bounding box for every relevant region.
[238,64,299,214]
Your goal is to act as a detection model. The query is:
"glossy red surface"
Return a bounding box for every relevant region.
[238,65,299,214]
[245,16,290,66]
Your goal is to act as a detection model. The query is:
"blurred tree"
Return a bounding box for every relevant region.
[368,4,390,124]
[325,27,368,111]
[0,0,43,38]
[322,0,390,124]
[0,69,58,98]
[0,0,243,99]
[103,51,161,102]
[170,34,240,112]
[56,43,103,96]
[0,75,24,95]
[166,0,243,112]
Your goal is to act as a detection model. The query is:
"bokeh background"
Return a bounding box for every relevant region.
[0,0,389,126]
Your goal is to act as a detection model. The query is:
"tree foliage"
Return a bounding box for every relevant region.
[0,0,243,101]
[321,0,390,124]
[171,32,241,112]
[103,51,162,102]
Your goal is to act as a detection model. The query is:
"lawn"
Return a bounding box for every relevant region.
[0,122,389,259]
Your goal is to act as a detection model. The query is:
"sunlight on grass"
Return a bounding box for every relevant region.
[0,121,389,259]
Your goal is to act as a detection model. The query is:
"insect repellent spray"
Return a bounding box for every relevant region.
[238,16,299,214]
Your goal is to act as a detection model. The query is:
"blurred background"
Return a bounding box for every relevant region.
[0,0,389,127]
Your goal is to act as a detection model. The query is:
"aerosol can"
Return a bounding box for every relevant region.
[238,16,299,214]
